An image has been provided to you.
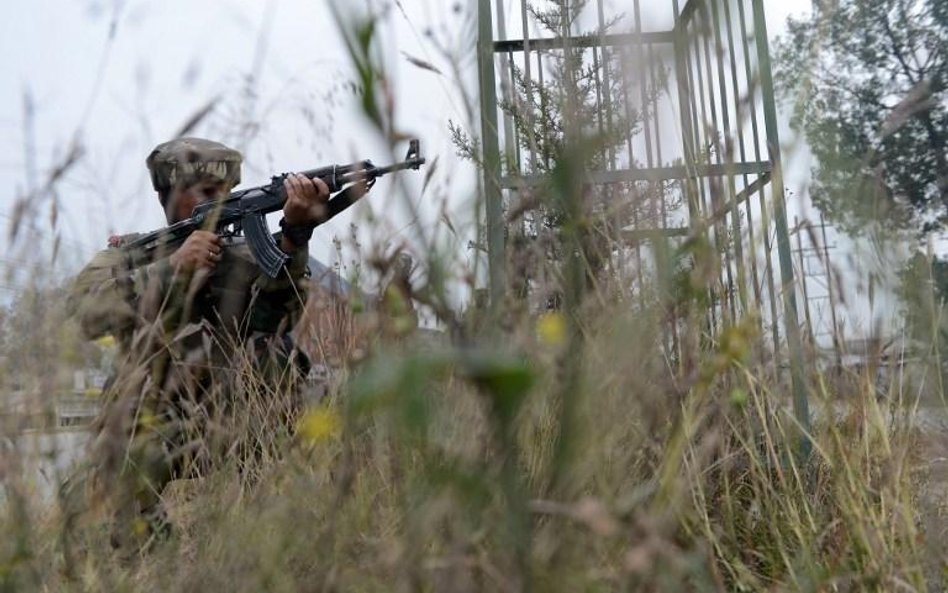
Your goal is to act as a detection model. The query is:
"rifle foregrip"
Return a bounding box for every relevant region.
[324,184,368,222]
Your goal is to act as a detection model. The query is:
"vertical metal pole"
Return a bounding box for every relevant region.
[794,217,813,344]
[752,0,811,457]
[495,0,518,172]
[519,0,538,172]
[592,46,606,147]
[634,0,654,169]
[478,0,506,307]
[632,0,664,300]
[596,0,616,170]
[710,0,749,316]
[648,34,678,361]
[616,44,639,297]
[632,0,650,306]
[682,11,718,335]
[737,0,780,367]
[691,11,720,333]
[648,39,663,168]
[819,213,842,368]
[698,2,735,324]
[723,0,762,316]
[508,51,523,172]
[674,0,703,369]
[537,51,549,169]
[618,44,636,165]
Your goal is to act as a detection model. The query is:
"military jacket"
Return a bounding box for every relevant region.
[68,232,310,362]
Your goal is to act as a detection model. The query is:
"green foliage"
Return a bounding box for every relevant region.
[460,348,534,424]
[775,0,948,235]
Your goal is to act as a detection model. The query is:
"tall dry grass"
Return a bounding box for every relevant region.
[1,291,936,591]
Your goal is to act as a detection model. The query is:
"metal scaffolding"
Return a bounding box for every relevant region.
[476,0,810,444]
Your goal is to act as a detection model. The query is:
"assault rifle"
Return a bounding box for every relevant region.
[126,139,425,278]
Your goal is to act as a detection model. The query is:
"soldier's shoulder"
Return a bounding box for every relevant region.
[106,232,144,249]
[78,232,144,271]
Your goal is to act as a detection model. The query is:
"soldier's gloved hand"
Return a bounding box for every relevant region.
[282,173,330,226]
[169,230,222,272]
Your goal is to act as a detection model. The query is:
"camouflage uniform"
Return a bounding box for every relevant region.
[67,138,310,544]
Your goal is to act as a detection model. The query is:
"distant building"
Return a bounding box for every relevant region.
[1,371,102,432]
[308,257,353,297]
[295,254,423,369]
[815,335,939,399]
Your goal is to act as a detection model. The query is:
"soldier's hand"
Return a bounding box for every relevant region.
[169,231,222,272]
[282,173,330,227]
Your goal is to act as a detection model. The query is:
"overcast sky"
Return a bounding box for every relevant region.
[0,0,482,277]
[9,0,902,339]
[0,0,810,249]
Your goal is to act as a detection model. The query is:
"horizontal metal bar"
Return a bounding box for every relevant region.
[500,161,772,188]
[733,170,771,207]
[493,30,675,53]
[619,172,773,246]
[699,170,772,229]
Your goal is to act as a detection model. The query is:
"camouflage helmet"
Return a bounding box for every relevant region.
[146,137,242,198]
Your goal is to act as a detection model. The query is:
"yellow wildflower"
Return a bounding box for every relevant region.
[95,335,116,349]
[138,409,157,430]
[298,406,342,444]
[537,312,567,346]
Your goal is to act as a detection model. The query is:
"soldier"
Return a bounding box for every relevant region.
[66,137,329,550]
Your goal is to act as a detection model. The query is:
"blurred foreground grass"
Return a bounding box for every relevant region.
[0,288,945,592]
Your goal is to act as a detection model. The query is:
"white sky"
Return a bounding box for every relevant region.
[6,0,903,340]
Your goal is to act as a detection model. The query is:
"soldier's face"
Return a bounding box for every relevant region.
[166,179,230,222]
